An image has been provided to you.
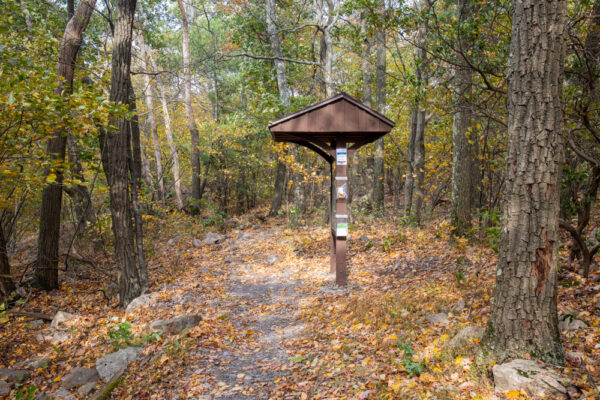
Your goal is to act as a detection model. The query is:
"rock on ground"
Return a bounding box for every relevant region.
[448,326,484,350]
[565,351,584,365]
[266,255,279,265]
[51,311,79,329]
[0,380,9,396]
[192,238,202,248]
[559,315,588,331]
[493,359,567,399]
[203,232,227,245]
[50,387,76,399]
[0,368,31,383]
[61,367,98,390]
[95,347,140,383]
[15,356,50,370]
[426,313,449,325]
[125,294,154,314]
[150,314,202,335]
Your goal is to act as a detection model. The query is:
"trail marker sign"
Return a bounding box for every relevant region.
[269,93,395,285]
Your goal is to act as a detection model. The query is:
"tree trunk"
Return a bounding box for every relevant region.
[35,0,97,290]
[65,136,95,230]
[177,0,202,204]
[404,109,417,216]
[150,55,184,210]
[482,0,567,364]
[0,224,15,303]
[269,159,287,216]
[99,0,142,306]
[412,107,426,225]
[372,0,386,210]
[127,81,148,291]
[450,0,473,238]
[139,39,165,204]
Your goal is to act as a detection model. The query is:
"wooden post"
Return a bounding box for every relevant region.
[335,139,348,285]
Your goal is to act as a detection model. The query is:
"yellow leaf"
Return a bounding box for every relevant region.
[53,376,62,382]
[506,390,521,398]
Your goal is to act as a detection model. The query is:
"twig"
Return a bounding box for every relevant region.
[7,310,53,320]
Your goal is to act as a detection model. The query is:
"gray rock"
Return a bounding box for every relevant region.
[426,313,449,325]
[203,232,226,245]
[51,311,79,329]
[35,393,49,400]
[0,380,9,396]
[61,367,98,389]
[192,238,202,248]
[448,326,484,350]
[30,319,45,328]
[565,351,584,365]
[266,255,279,265]
[493,359,567,399]
[50,330,71,344]
[77,381,97,395]
[125,294,154,314]
[0,368,31,383]
[452,298,466,312]
[95,347,140,383]
[50,387,76,400]
[167,236,183,246]
[14,356,50,370]
[559,315,588,331]
[236,232,254,242]
[150,314,202,335]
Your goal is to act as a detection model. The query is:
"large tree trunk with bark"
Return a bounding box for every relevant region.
[99,0,141,306]
[372,0,386,211]
[35,0,96,290]
[450,0,473,238]
[177,0,202,204]
[0,224,15,303]
[150,55,184,210]
[481,0,567,364]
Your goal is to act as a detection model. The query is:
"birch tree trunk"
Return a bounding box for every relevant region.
[177,0,202,203]
[139,39,165,204]
[99,0,142,306]
[372,0,386,210]
[481,0,567,364]
[151,55,184,210]
[450,0,473,238]
[35,0,97,290]
[265,0,304,214]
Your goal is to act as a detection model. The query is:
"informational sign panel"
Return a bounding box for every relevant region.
[336,222,348,237]
[336,148,347,165]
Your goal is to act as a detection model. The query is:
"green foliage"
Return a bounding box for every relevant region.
[397,340,425,377]
[476,209,501,253]
[107,321,159,350]
[15,386,37,400]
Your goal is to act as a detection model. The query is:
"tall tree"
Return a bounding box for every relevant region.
[35,0,97,290]
[404,19,428,224]
[138,37,165,204]
[177,0,203,204]
[372,0,386,210]
[316,0,338,97]
[99,0,141,305]
[481,0,567,363]
[151,54,184,210]
[450,0,473,238]
[0,224,15,303]
[265,0,304,215]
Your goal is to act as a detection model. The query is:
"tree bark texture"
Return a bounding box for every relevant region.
[372,0,386,210]
[177,0,203,203]
[483,0,567,364]
[35,0,96,290]
[450,0,473,238]
[150,54,184,210]
[99,0,141,306]
[0,224,15,302]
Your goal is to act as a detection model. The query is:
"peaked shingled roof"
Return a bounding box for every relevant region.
[268,92,395,130]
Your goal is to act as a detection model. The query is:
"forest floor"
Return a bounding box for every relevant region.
[1,212,600,399]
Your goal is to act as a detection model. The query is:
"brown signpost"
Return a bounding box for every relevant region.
[268,93,395,285]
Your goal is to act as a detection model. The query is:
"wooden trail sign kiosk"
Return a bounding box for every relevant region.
[268,93,395,285]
